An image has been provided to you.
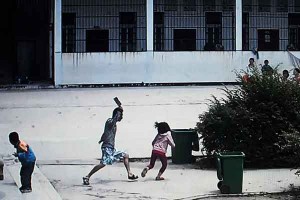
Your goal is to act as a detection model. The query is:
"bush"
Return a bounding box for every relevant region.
[196,67,300,168]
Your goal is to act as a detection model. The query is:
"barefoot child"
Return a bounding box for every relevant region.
[9,132,36,193]
[141,122,175,180]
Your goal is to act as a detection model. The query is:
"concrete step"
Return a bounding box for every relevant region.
[0,164,23,200]
[5,161,62,200]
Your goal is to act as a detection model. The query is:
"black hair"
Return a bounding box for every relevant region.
[249,58,254,62]
[295,68,300,73]
[9,132,19,145]
[283,70,289,74]
[154,122,171,134]
[112,107,123,117]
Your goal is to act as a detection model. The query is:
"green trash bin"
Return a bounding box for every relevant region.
[216,152,245,194]
[171,129,199,164]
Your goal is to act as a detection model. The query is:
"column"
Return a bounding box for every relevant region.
[236,0,243,51]
[147,0,154,51]
[54,0,62,85]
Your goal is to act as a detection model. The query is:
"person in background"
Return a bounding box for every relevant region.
[282,70,289,81]
[247,58,256,70]
[293,68,300,83]
[261,60,274,76]
[243,58,256,83]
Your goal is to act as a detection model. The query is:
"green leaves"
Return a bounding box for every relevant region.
[197,67,300,168]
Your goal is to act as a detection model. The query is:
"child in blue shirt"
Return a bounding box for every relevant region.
[9,132,36,193]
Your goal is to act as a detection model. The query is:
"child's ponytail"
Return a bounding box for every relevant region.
[154,122,159,129]
[154,122,171,134]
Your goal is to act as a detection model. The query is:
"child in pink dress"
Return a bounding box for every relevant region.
[141,122,175,180]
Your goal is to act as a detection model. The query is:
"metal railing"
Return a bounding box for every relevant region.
[154,0,236,51]
[62,0,146,53]
[242,0,300,51]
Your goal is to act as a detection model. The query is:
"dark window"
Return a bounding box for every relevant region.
[154,12,164,51]
[242,12,249,50]
[222,0,235,11]
[205,12,222,50]
[203,0,216,11]
[276,0,288,12]
[183,0,196,11]
[62,13,76,53]
[288,13,300,50]
[120,12,136,24]
[288,13,300,25]
[165,0,177,11]
[174,29,196,51]
[206,12,222,24]
[119,12,137,52]
[258,29,279,50]
[242,0,252,12]
[259,0,271,12]
[86,30,109,52]
[295,0,300,12]
[154,12,164,24]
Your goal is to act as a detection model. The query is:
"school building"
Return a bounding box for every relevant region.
[0,0,300,86]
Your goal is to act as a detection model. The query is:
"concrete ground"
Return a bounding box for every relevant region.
[0,86,224,160]
[37,160,299,200]
[0,86,299,199]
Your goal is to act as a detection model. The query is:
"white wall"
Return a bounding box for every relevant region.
[58,51,300,85]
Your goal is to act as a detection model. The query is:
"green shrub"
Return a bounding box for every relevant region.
[196,67,300,168]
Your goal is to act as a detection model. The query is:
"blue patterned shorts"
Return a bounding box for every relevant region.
[101,147,126,165]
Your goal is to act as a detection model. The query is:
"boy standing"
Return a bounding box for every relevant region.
[247,58,256,70]
[261,60,274,75]
[83,106,138,185]
[282,70,289,81]
[9,132,36,193]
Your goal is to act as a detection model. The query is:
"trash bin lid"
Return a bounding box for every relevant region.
[216,152,245,158]
[171,129,196,133]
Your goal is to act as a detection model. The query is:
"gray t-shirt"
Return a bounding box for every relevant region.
[99,112,121,149]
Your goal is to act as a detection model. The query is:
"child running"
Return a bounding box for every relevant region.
[141,122,175,180]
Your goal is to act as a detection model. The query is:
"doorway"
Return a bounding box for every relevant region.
[258,29,279,51]
[0,0,54,84]
[17,41,36,80]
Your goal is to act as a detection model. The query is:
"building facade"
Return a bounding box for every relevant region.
[1,0,300,85]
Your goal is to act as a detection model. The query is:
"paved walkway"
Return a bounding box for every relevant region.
[0,163,22,200]
[38,159,300,200]
[1,158,299,200]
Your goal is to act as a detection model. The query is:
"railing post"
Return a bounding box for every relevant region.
[147,0,154,51]
[0,159,4,180]
[236,0,243,51]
